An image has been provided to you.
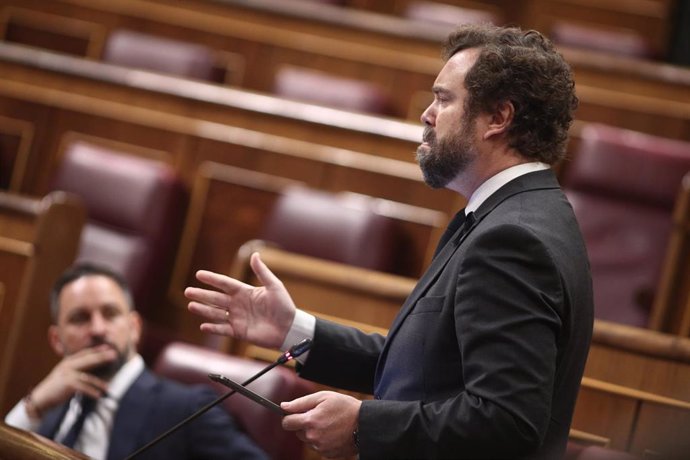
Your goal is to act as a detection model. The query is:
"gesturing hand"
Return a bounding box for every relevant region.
[185,252,297,349]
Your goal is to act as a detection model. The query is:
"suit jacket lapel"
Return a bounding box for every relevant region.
[107,369,158,460]
[374,169,559,387]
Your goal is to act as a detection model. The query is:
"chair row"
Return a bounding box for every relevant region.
[1,1,689,131]
[2,47,689,336]
[334,0,675,59]
[4,91,689,335]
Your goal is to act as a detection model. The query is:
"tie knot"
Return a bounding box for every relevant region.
[453,211,475,244]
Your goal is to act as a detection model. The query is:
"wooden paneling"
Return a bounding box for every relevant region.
[0,422,89,459]
[586,320,690,402]
[0,6,105,58]
[0,116,33,191]
[651,174,690,336]
[0,191,85,415]
[573,377,690,456]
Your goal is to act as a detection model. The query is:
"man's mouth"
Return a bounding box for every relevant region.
[422,127,435,145]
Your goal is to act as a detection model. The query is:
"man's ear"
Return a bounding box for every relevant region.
[483,100,515,140]
[129,310,143,348]
[48,325,65,356]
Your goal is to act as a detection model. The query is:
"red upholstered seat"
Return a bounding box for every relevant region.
[261,186,398,272]
[154,341,315,460]
[103,29,218,81]
[404,1,500,26]
[50,141,187,320]
[550,21,656,59]
[273,66,393,115]
[562,124,690,327]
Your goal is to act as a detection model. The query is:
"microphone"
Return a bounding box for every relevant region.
[123,339,312,460]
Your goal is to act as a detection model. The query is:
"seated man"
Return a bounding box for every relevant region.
[4,263,268,460]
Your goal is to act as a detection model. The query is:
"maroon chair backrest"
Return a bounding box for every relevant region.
[50,141,187,317]
[154,342,315,460]
[273,66,393,115]
[404,1,500,26]
[562,123,690,327]
[550,21,656,59]
[103,29,217,81]
[261,186,398,272]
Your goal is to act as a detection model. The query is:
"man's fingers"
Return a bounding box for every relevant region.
[281,392,323,413]
[184,286,233,308]
[188,301,230,323]
[250,253,282,288]
[78,372,109,394]
[67,346,117,370]
[194,270,247,293]
[199,322,236,337]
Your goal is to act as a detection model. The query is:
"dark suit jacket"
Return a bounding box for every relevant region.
[299,169,594,459]
[37,368,268,460]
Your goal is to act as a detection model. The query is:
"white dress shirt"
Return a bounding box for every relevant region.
[5,354,145,460]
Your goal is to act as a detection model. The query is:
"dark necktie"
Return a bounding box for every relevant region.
[433,210,475,259]
[61,395,97,449]
[452,211,475,245]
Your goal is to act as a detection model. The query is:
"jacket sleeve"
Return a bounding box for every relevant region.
[297,318,386,394]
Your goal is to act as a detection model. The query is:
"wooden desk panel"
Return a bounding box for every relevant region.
[0,191,85,415]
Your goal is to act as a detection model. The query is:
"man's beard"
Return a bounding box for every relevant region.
[416,119,477,189]
[86,337,129,379]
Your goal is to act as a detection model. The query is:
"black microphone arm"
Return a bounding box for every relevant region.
[123,338,312,460]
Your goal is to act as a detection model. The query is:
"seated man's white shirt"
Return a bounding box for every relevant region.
[5,354,145,460]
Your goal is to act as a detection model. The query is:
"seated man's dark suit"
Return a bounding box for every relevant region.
[299,169,594,459]
[37,368,268,460]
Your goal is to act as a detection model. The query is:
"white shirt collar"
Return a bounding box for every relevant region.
[465,162,549,214]
[108,354,145,401]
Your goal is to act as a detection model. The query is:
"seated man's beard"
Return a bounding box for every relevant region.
[87,337,128,379]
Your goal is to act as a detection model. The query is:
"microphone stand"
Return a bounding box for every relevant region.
[123,339,312,460]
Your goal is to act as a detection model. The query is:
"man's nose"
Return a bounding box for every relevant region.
[89,312,107,335]
[420,103,435,126]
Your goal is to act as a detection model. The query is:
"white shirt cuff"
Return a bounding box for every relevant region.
[280,309,316,364]
[4,400,41,432]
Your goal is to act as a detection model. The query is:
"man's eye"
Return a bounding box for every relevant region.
[102,308,121,320]
[69,313,90,324]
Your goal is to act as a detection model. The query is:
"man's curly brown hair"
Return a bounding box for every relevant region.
[443,24,578,164]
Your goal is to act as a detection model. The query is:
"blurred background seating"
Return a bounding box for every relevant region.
[561,123,690,329]
[273,66,394,115]
[260,185,398,272]
[402,1,501,27]
[154,341,315,460]
[549,21,657,59]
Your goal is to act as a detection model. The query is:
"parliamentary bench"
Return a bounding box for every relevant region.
[0,190,85,415]
[0,1,689,134]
